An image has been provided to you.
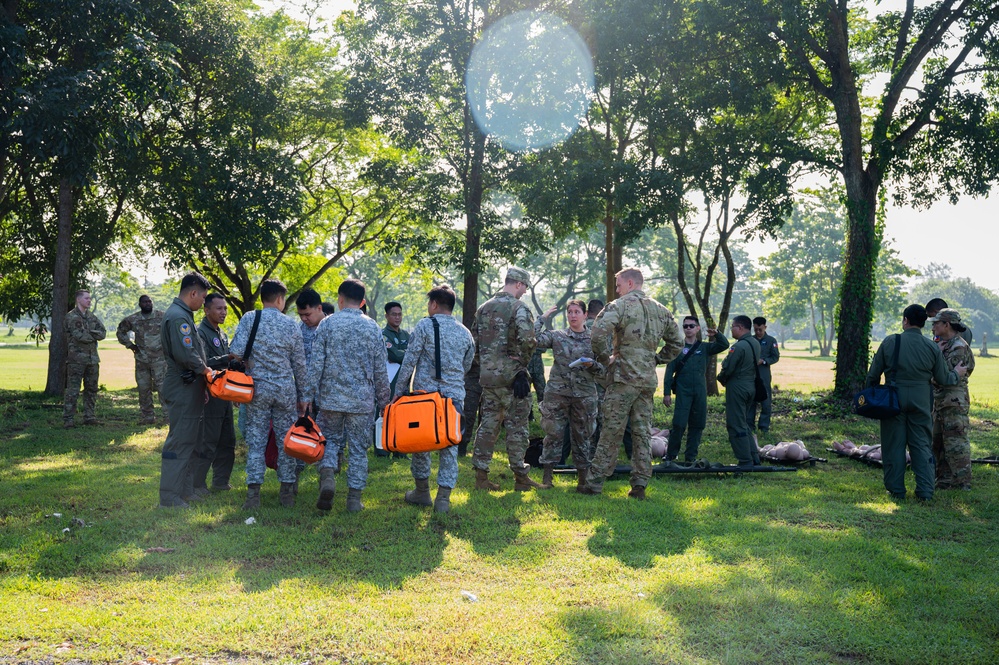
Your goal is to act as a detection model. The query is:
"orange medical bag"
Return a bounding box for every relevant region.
[381,391,461,454]
[283,416,326,464]
[206,369,255,403]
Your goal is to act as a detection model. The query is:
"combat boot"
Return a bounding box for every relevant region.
[628,485,646,500]
[346,488,364,513]
[316,468,336,511]
[575,467,588,492]
[514,471,544,491]
[541,464,555,489]
[242,484,261,510]
[474,468,499,491]
[434,486,452,513]
[279,482,296,507]
[404,477,433,506]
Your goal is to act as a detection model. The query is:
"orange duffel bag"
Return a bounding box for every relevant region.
[283,416,326,464]
[382,391,461,454]
[206,369,255,403]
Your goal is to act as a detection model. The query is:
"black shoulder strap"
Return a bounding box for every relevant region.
[244,310,262,362]
[887,333,902,386]
[672,340,702,379]
[431,316,442,381]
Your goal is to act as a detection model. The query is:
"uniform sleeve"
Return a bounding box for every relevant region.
[930,345,959,387]
[91,315,107,341]
[198,326,228,369]
[707,332,730,355]
[719,341,745,384]
[655,313,683,364]
[384,329,408,365]
[462,329,476,374]
[66,313,95,344]
[533,319,556,351]
[168,317,207,373]
[116,316,135,349]
[372,327,391,412]
[664,355,680,392]
[590,305,618,366]
[288,322,308,403]
[305,324,326,405]
[394,321,427,398]
[513,304,536,363]
[229,314,250,357]
[764,336,780,365]
[865,340,887,387]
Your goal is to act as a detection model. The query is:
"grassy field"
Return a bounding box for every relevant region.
[2,343,999,664]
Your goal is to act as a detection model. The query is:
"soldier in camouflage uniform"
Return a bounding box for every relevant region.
[458,358,482,457]
[535,300,604,489]
[470,267,544,491]
[930,309,976,490]
[116,295,166,424]
[230,279,309,510]
[307,279,391,513]
[294,288,326,482]
[393,284,475,512]
[63,290,107,427]
[582,268,682,499]
[158,273,211,508]
[717,315,762,467]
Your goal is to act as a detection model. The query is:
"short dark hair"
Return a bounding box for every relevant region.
[260,279,288,304]
[733,315,752,330]
[925,298,948,316]
[428,285,456,312]
[684,315,699,325]
[753,316,767,326]
[296,288,322,310]
[904,304,928,328]
[205,293,226,307]
[338,279,365,304]
[566,299,587,313]
[321,301,335,316]
[179,272,210,295]
[384,301,402,315]
[587,299,604,316]
[138,294,151,303]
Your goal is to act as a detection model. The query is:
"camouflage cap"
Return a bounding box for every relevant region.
[930,308,967,332]
[506,267,531,284]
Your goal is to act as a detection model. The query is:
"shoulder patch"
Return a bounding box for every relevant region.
[179,322,191,335]
[182,336,193,348]
[213,337,221,347]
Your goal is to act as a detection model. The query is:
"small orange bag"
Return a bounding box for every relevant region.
[283,416,326,464]
[381,391,461,454]
[207,369,255,403]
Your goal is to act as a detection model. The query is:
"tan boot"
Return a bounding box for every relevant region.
[242,484,261,510]
[316,468,336,511]
[434,486,452,513]
[279,482,296,507]
[474,468,499,491]
[346,488,364,513]
[514,471,544,491]
[575,467,588,492]
[541,464,555,489]
[405,478,433,506]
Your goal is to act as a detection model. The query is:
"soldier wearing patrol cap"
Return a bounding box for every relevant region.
[116,295,167,424]
[469,266,544,491]
[158,272,212,508]
[929,308,976,490]
[62,289,107,428]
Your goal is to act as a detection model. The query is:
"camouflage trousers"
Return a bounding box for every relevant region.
[472,386,531,474]
[243,384,298,486]
[316,410,375,490]
[539,393,596,469]
[460,370,483,446]
[411,400,463,488]
[933,405,972,489]
[586,383,654,491]
[64,362,99,423]
[136,359,167,420]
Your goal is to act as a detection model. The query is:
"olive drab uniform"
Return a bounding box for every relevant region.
[116,309,167,422]
[470,291,537,475]
[749,333,779,432]
[717,333,762,466]
[382,325,410,395]
[191,319,236,491]
[159,298,209,506]
[933,335,975,489]
[534,317,604,472]
[866,328,959,500]
[586,290,682,492]
[63,307,107,425]
[664,332,729,461]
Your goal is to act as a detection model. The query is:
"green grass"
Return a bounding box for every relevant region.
[2,347,999,664]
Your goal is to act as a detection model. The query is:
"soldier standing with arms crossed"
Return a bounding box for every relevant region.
[581,268,682,499]
[929,308,976,490]
[158,273,212,508]
[116,295,167,425]
[63,289,106,428]
[470,267,545,491]
[717,315,761,467]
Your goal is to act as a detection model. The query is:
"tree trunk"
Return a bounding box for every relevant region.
[603,201,615,304]
[45,178,74,395]
[461,132,486,329]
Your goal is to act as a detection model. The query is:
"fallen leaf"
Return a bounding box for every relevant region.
[144,547,176,554]
[14,643,35,654]
[55,641,74,652]
[166,657,184,664]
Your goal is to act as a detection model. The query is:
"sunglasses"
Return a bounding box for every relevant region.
[682,324,698,329]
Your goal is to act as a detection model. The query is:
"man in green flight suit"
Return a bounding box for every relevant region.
[380,301,409,458]
[63,289,107,428]
[866,304,967,501]
[749,316,780,433]
[663,316,729,462]
[717,315,761,467]
[158,272,212,508]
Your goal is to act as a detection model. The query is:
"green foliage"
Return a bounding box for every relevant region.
[908,269,999,340]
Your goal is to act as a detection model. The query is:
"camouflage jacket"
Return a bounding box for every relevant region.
[116,310,165,365]
[300,320,319,365]
[934,334,975,409]
[472,291,536,388]
[64,308,106,364]
[197,319,231,371]
[394,314,475,404]
[307,308,391,414]
[590,290,682,388]
[534,317,603,398]
[230,308,308,401]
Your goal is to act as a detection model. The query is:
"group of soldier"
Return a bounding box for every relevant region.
[59,268,978,510]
